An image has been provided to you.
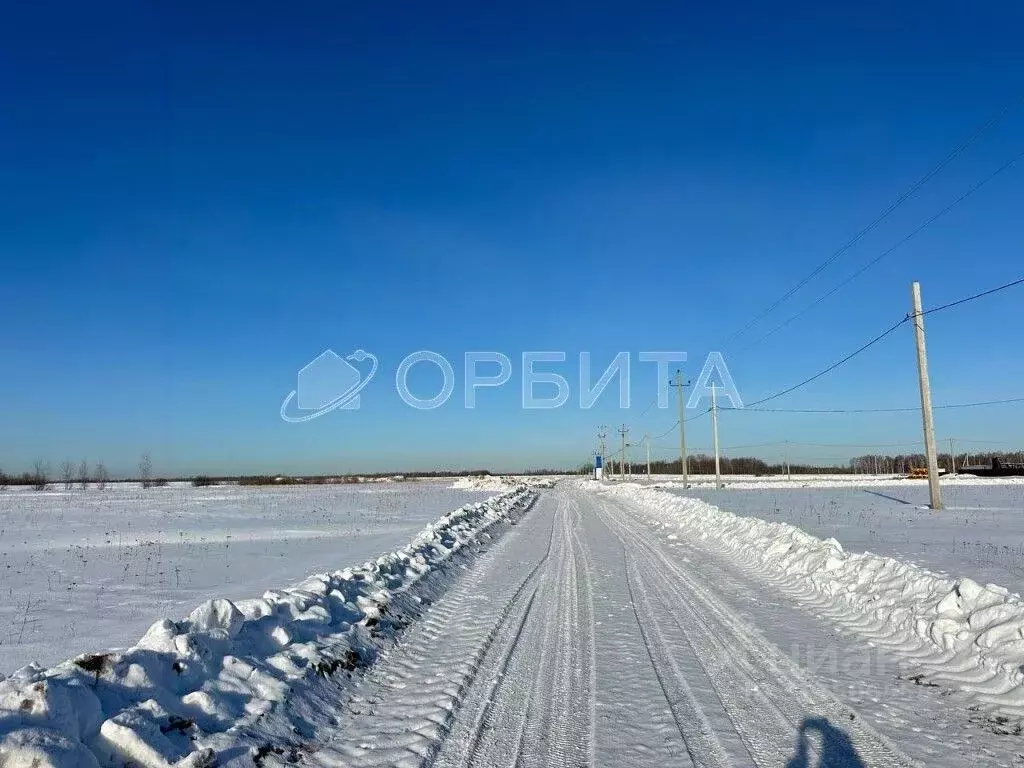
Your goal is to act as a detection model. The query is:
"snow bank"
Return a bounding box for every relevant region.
[450,475,559,492]
[603,483,1024,715]
[0,486,534,767]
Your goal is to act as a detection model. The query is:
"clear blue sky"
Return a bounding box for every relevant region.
[1,1,1022,476]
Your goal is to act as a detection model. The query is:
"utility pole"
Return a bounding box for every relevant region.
[949,437,957,475]
[619,425,629,481]
[671,370,689,487]
[711,383,722,489]
[784,442,791,481]
[644,434,651,477]
[911,281,943,510]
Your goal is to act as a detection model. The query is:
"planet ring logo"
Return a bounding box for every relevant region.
[280,349,378,422]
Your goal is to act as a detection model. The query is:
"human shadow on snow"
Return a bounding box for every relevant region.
[785,717,866,768]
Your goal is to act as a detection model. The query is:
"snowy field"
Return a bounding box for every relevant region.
[622,471,1024,490]
[4,477,1024,767]
[0,481,495,674]
[643,475,1024,595]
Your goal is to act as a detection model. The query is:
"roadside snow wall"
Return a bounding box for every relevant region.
[604,483,1024,716]
[0,486,534,767]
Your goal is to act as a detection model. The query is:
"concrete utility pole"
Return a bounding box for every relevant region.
[711,383,722,489]
[949,437,957,475]
[671,370,689,487]
[911,281,943,510]
[644,434,651,477]
[619,425,629,481]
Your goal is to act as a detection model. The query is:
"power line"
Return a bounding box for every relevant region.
[650,437,1014,452]
[725,396,1024,414]
[739,274,1024,409]
[649,408,712,440]
[726,405,916,413]
[602,274,1023,461]
[744,318,909,408]
[686,408,712,423]
[922,275,1024,316]
[634,396,659,419]
[650,420,679,440]
[739,150,1024,352]
[720,96,1020,345]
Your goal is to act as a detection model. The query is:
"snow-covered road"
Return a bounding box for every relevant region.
[305,483,967,768]
[6,480,1018,766]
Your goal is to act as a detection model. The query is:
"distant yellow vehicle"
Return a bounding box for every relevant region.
[907,466,949,478]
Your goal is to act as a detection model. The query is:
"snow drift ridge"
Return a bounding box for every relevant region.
[605,483,1024,716]
[0,486,534,767]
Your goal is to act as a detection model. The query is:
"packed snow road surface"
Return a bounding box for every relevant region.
[6,480,1016,766]
[310,484,923,768]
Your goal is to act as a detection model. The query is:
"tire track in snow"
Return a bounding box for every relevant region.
[599,493,924,768]
[446,501,567,768]
[310,496,559,767]
[620,552,733,767]
[597,498,797,766]
[440,491,595,768]
[516,495,594,768]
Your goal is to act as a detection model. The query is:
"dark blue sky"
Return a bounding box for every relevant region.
[1,1,1022,475]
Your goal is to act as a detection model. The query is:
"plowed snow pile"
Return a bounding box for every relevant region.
[603,483,1024,716]
[449,475,558,492]
[0,487,533,768]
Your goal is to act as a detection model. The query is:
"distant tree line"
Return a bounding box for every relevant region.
[0,459,111,491]
[591,448,1024,477]
[604,455,856,477]
[849,450,1024,474]
[0,460,571,492]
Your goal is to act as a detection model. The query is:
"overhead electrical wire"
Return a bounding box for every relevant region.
[739,151,1024,352]
[921,275,1024,316]
[742,318,909,408]
[648,408,712,440]
[723,396,1024,414]
[651,439,924,451]
[733,275,1024,409]
[594,275,1024,456]
[720,96,1021,346]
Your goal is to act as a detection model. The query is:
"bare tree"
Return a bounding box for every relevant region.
[139,453,153,489]
[94,461,109,491]
[60,460,74,491]
[0,467,6,491]
[78,459,89,489]
[32,460,49,491]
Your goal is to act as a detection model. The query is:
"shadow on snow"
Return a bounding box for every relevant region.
[862,489,915,506]
[785,717,865,768]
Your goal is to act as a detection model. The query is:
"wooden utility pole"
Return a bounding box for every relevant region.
[911,281,943,510]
